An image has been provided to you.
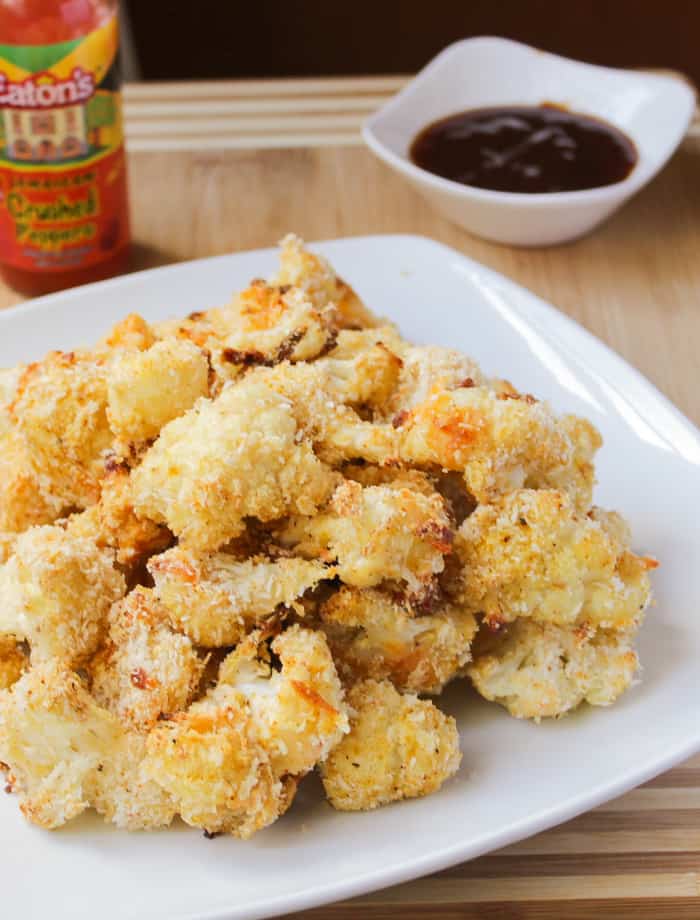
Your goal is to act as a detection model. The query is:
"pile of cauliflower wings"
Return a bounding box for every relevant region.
[0,236,656,837]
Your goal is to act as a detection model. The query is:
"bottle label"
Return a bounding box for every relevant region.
[0,16,129,273]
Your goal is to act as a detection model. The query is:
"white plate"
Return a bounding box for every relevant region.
[2,235,699,920]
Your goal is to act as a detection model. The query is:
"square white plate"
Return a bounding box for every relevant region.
[2,235,699,920]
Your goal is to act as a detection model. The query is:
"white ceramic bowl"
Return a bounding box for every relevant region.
[363,37,696,246]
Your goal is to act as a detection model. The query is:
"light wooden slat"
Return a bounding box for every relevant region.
[123,95,390,117]
[502,828,700,856]
[122,75,409,100]
[358,874,700,903]
[128,112,367,136]
[595,787,700,811]
[126,133,362,152]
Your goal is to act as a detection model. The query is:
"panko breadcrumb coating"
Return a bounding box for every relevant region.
[456,490,654,631]
[131,378,337,551]
[468,619,639,720]
[142,625,347,836]
[65,461,171,568]
[272,232,378,329]
[319,586,477,694]
[0,425,63,562]
[90,587,204,732]
[320,679,461,811]
[399,384,600,510]
[0,235,657,838]
[279,479,453,594]
[10,350,113,508]
[107,338,209,457]
[218,625,348,775]
[384,344,485,417]
[0,525,125,666]
[149,546,332,646]
[0,661,175,830]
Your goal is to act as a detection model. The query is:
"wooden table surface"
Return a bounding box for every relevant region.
[5,78,700,919]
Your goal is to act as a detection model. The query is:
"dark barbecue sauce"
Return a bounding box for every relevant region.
[409,104,637,194]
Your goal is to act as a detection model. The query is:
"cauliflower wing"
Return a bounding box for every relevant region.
[467,619,639,720]
[65,460,171,568]
[319,586,477,694]
[456,490,654,631]
[10,350,113,508]
[0,425,63,562]
[0,661,174,829]
[271,232,379,329]
[142,625,347,836]
[149,546,331,646]
[0,525,125,666]
[131,378,336,551]
[384,344,484,418]
[320,678,461,811]
[107,338,209,457]
[90,587,204,732]
[278,479,453,594]
[399,385,601,510]
[219,624,348,775]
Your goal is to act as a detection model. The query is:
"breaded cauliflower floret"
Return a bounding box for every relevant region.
[456,490,654,631]
[213,280,337,367]
[467,619,639,720]
[0,637,25,690]
[90,587,204,732]
[279,479,453,594]
[149,546,331,646]
[219,625,348,775]
[65,461,171,568]
[0,425,63,562]
[11,350,112,508]
[0,525,125,666]
[252,358,401,464]
[384,344,484,418]
[0,661,175,829]
[399,385,601,510]
[142,626,347,836]
[131,378,336,551]
[319,587,477,694]
[320,679,461,811]
[271,233,379,329]
[142,688,295,838]
[107,338,209,457]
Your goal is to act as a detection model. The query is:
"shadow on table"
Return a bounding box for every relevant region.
[127,241,181,275]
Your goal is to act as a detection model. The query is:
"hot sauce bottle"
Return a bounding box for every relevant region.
[0,0,130,295]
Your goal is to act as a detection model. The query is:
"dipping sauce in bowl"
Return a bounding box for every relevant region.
[409,104,638,194]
